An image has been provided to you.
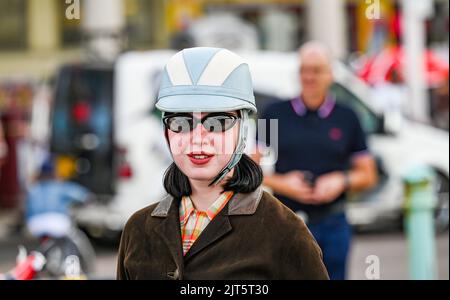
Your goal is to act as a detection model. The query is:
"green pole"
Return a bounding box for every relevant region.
[403,165,438,280]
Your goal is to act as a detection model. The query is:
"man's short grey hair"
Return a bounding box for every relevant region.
[298,41,333,65]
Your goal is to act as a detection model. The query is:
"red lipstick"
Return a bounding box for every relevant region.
[187,152,214,165]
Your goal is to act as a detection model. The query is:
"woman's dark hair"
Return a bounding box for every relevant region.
[163,154,263,198]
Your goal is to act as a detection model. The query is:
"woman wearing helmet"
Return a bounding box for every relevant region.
[117,47,328,280]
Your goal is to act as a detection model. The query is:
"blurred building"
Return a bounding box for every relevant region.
[0,0,448,78]
[0,0,448,208]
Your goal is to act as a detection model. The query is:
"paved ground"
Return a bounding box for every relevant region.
[1,231,447,280]
[348,231,449,280]
[1,209,448,280]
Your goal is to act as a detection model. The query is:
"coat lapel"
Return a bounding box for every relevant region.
[183,204,232,262]
[152,196,184,277]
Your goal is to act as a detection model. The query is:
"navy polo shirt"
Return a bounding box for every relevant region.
[258,95,369,222]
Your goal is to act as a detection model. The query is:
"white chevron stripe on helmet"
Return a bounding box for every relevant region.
[165,51,193,86]
[197,49,245,86]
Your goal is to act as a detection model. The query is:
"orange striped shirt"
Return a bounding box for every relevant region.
[179,191,234,255]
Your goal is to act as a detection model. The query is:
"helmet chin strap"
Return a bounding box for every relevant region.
[209,110,249,186]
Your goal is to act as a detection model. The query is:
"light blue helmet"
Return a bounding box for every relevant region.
[156,47,257,113]
[156,47,257,186]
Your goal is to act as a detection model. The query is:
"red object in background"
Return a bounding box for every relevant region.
[11,255,38,280]
[118,163,133,179]
[117,147,133,179]
[0,110,23,209]
[72,101,91,124]
[357,46,450,87]
[9,252,46,280]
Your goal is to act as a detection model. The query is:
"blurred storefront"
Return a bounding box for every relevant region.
[164,0,448,56]
[164,0,309,52]
[348,0,449,54]
[1,0,448,75]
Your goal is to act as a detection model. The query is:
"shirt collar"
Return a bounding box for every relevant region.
[291,94,336,119]
[179,191,234,222]
[152,186,263,218]
[179,195,195,225]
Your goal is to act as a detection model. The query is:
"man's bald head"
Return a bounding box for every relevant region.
[298,41,333,70]
[298,41,334,108]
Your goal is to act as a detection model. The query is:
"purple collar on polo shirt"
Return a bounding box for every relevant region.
[290,94,336,119]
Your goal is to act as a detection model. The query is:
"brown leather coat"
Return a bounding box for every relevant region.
[117,186,329,280]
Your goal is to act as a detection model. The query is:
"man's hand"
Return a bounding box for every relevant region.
[264,171,316,204]
[309,154,378,204]
[311,171,346,204]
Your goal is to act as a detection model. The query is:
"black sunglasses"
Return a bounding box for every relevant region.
[163,113,239,133]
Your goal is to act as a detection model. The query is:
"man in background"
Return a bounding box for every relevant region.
[255,41,378,279]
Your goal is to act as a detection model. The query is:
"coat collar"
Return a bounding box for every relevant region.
[150,186,264,267]
[151,186,264,218]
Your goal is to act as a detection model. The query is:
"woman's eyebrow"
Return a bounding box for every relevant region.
[167,112,193,117]
[205,112,238,117]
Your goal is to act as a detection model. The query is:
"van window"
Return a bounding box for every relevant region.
[330,83,382,135]
[51,66,115,195]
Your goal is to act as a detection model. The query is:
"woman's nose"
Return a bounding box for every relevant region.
[191,122,208,143]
